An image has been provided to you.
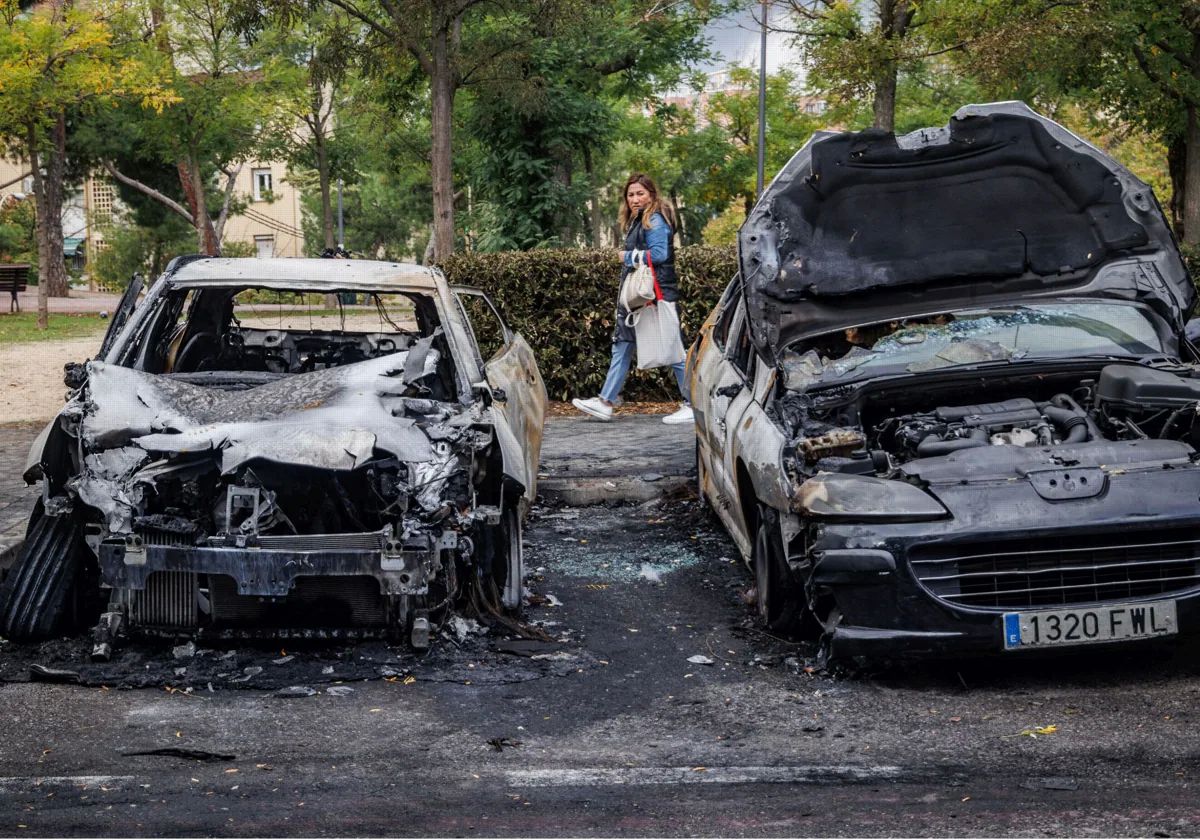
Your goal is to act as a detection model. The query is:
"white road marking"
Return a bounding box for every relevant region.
[505,765,903,787]
[0,775,136,792]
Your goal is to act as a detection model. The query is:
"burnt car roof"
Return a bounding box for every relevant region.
[739,101,1194,362]
[162,256,443,292]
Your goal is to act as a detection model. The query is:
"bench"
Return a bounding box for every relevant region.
[0,264,29,312]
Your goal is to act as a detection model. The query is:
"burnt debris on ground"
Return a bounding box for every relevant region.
[0,493,825,690]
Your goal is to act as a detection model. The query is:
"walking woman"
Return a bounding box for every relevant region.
[572,173,693,425]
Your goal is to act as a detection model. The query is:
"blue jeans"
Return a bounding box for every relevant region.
[599,340,688,404]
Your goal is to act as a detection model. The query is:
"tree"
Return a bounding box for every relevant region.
[777,0,955,131]
[460,0,712,250]
[259,10,361,252]
[0,0,170,326]
[610,68,822,243]
[97,0,290,255]
[941,0,1200,243]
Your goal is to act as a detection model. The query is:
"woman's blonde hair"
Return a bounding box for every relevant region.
[618,173,677,232]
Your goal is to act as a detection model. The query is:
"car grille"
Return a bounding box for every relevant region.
[909,527,1200,609]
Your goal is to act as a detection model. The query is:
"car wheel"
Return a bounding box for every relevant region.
[752,505,798,633]
[695,438,707,504]
[0,505,87,640]
[495,506,524,615]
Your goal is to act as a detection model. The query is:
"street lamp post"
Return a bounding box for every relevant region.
[756,0,768,199]
[336,177,345,250]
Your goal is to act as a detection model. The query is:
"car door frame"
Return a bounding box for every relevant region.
[451,286,547,515]
[697,292,760,554]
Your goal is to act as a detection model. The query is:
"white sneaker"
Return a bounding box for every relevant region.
[572,396,613,421]
[662,403,694,425]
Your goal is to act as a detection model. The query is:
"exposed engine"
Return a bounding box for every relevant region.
[877,396,1095,461]
[779,363,1200,477]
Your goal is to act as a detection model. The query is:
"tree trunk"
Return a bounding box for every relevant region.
[1169,135,1187,239]
[872,64,897,131]
[42,114,70,298]
[872,0,906,132]
[316,135,336,250]
[177,159,219,255]
[26,116,71,330]
[429,23,457,260]
[583,146,604,247]
[1184,103,1200,247]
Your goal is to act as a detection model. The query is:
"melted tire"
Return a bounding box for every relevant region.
[0,509,85,640]
[499,507,524,616]
[753,506,800,634]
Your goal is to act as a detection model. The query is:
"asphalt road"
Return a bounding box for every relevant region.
[0,497,1199,837]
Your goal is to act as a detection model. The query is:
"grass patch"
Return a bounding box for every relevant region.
[0,313,109,345]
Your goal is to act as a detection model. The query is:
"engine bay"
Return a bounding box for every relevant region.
[776,363,1200,478]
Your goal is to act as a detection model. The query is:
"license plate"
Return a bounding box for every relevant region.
[1003,601,1178,650]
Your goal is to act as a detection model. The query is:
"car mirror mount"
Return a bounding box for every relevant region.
[471,380,507,404]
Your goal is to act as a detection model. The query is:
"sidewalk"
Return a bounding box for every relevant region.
[537,414,695,504]
[14,288,122,314]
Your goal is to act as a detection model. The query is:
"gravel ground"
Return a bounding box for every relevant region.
[0,336,102,424]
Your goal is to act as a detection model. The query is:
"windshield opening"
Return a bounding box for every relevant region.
[780,302,1170,390]
[114,284,458,399]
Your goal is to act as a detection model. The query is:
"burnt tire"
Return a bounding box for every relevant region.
[497,506,524,615]
[753,505,799,634]
[0,507,86,640]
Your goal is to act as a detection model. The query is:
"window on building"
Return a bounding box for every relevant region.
[252,168,273,201]
[254,235,274,258]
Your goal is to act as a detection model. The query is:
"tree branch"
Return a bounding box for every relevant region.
[102,161,194,224]
[213,162,243,243]
[1131,41,1197,106]
[0,170,30,192]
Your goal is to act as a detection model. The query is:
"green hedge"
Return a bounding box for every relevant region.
[438,245,736,401]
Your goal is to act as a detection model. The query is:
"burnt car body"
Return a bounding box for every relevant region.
[0,257,546,649]
[690,101,1200,660]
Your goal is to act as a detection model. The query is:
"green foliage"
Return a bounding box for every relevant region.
[461,0,714,250]
[0,197,36,272]
[1181,244,1200,286]
[700,202,744,246]
[92,213,195,290]
[438,244,736,400]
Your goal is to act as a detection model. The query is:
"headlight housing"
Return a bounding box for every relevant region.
[796,473,948,522]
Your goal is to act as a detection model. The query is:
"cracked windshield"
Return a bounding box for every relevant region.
[781,302,1166,389]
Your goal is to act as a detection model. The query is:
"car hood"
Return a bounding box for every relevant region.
[738,101,1194,364]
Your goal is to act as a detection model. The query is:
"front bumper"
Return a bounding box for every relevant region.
[805,464,1200,661]
[98,528,450,598]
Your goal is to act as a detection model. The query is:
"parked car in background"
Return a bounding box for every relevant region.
[0,257,546,652]
[691,101,1200,661]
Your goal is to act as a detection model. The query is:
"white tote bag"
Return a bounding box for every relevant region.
[629,301,686,369]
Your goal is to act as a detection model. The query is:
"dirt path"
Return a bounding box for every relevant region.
[0,336,103,424]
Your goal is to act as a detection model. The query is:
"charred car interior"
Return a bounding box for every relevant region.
[693,102,1200,660]
[0,258,546,654]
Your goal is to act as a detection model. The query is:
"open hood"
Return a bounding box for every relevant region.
[738,102,1194,363]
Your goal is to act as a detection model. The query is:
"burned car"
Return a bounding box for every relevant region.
[0,257,546,650]
[691,101,1200,659]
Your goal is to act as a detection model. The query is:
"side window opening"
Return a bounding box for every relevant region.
[712,276,741,350]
